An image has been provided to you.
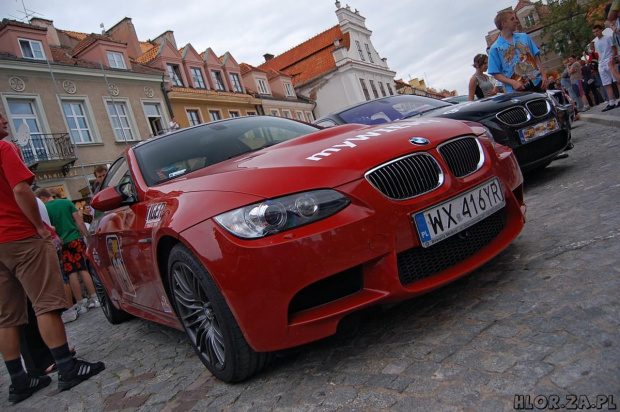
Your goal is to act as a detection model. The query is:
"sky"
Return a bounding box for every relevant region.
[2,0,519,96]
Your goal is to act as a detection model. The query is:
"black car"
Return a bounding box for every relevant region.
[315,93,572,172]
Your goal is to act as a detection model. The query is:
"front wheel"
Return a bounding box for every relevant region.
[89,264,132,325]
[167,244,272,382]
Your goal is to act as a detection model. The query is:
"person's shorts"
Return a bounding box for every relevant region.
[599,63,614,86]
[57,250,70,284]
[0,235,69,327]
[61,238,88,275]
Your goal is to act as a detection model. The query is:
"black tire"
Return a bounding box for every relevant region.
[89,264,132,325]
[167,244,272,382]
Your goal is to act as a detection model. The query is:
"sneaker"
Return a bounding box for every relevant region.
[61,307,78,324]
[74,303,88,315]
[602,103,617,112]
[582,106,590,111]
[58,359,105,391]
[87,296,100,308]
[8,375,52,403]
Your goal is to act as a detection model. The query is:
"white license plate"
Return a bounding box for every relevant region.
[413,178,505,248]
[518,118,559,144]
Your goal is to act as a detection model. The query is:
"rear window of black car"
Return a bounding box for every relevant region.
[134,116,320,186]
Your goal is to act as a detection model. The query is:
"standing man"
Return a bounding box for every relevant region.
[36,188,100,311]
[593,24,618,112]
[488,10,547,92]
[0,112,104,403]
[91,165,107,195]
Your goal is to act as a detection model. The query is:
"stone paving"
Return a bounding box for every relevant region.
[2,118,619,411]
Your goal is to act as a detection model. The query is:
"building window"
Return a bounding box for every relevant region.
[143,102,165,136]
[296,111,305,121]
[106,101,136,141]
[270,109,280,116]
[211,71,226,91]
[305,112,314,122]
[167,64,183,87]
[387,83,394,95]
[62,102,93,143]
[246,111,256,116]
[379,82,387,97]
[107,51,126,69]
[355,41,365,61]
[6,98,47,163]
[524,13,535,28]
[284,83,295,97]
[187,109,201,126]
[229,111,240,118]
[18,39,45,60]
[369,80,379,99]
[209,110,221,121]
[282,110,292,118]
[190,67,206,89]
[359,79,371,101]
[230,73,243,92]
[365,44,374,63]
[257,79,270,94]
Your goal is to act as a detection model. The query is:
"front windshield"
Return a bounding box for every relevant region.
[339,95,452,124]
[134,116,320,186]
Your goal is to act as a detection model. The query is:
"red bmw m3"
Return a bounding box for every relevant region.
[86,115,526,382]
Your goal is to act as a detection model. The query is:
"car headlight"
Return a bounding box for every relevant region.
[214,189,350,239]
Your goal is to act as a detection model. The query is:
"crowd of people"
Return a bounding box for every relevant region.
[468,2,620,114]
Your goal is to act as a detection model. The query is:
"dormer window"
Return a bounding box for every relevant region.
[167,64,184,87]
[257,79,270,95]
[107,51,126,69]
[212,70,226,91]
[230,73,243,93]
[19,39,45,60]
[524,13,536,28]
[190,67,206,89]
[284,83,295,97]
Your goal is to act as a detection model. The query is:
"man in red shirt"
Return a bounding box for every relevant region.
[0,112,104,403]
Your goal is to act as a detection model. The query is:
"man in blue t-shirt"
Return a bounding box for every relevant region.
[488,10,547,93]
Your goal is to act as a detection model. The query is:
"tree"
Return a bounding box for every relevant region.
[539,0,608,57]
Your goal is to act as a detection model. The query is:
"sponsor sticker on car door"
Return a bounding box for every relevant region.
[413,178,505,247]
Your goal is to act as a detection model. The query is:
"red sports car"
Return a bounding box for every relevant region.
[87,115,526,382]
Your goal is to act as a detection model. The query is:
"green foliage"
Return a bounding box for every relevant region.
[539,0,607,56]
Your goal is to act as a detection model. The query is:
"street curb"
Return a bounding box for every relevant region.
[577,113,620,128]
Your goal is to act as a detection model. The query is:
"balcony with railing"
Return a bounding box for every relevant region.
[14,133,77,175]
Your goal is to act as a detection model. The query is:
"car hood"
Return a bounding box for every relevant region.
[423,92,549,121]
[152,118,476,199]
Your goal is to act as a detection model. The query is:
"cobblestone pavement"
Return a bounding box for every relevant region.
[2,119,619,411]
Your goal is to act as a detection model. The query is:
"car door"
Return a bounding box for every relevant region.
[91,157,159,309]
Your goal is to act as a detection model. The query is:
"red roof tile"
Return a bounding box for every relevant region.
[59,29,88,41]
[0,19,46,32]
[136,42,161,64]
[258,25,349,86]
[71,33,125,56]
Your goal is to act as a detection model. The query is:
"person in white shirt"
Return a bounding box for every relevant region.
[592,24,618,112]
[169,118,180,131]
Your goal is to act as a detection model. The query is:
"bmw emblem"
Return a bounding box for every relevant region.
[409,137,430,145]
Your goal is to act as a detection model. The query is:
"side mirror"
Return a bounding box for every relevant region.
[91,183,136,212]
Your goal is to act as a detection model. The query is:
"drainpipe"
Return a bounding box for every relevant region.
[161,74,174,118]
